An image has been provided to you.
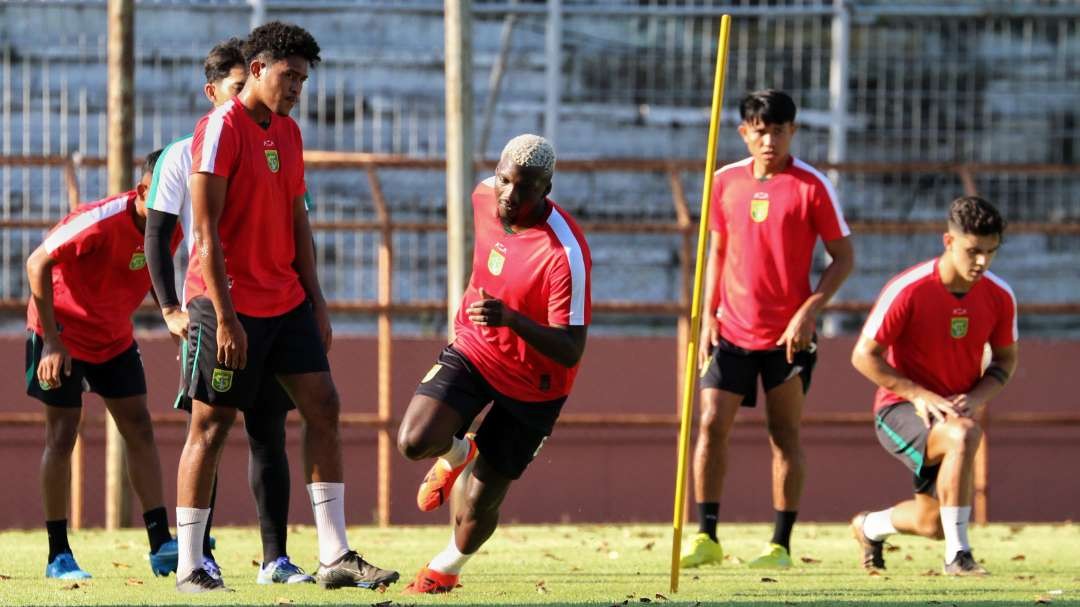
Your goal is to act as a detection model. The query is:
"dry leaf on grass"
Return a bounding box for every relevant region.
[905,555,914,561]
[868,570,882,577]
[569,565,582,572]
[724,554,744,565]
[125,578,143,586]
[542,551,564,561]
[1035,596,1052,605]
[639,598,652,604]
[885,544,901,552]
[535,580,548,594]
[760,577,778,583]
[1008,524,1026,534]
[275,597,293,605]
[800,556,821,564]
[372,602,394,607]
[62,583,80,590]
[654,593,669,601]
[0,574,10,581]
[692,575,700,580]
[1015,575,1036,581]
[644,541,655,551]
[1012,554,1027,561]
[921,569,941,577]
[111,562,130,569]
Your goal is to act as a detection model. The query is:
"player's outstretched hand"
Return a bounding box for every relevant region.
[777,309,816,364]
[468,288,515,327]
[38,338,72,389]
[162,306,189,342]
[912,392,958,428]
[217,315,248,370]
[698,316,720,371]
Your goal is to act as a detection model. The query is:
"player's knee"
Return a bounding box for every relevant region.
[698,404,734,441]
[916,515,944,540]
[944,418,981,453]
[396,427,435,461]
[45,418,80,453]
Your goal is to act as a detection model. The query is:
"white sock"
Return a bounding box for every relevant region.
[440,436,470,468]
[176,507,210,580]
[428,532,473,575]
[940,506,972,562]
[862,508,898,542]
[307,482,350,564]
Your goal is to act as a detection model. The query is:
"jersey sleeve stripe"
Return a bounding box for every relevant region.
[546,209,588,326]
[43,195,129,254]
[713,156,753,177]
[861,260,935,339]
[481,176,496,187]
[984,270,1019,341]
[146,134,192,212]
[196,102,231,174]
[793,157,851,237]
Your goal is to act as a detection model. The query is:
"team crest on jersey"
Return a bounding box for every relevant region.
[950,317,969,339]
[265,149,280,173]
[211,368,233,392]
[128,251,146,270]
[487,244,507,276]
[750,194,769,223]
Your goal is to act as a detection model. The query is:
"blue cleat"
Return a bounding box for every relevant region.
[46,553,92,580]
[149,539,179,577]
[257,556,315,584]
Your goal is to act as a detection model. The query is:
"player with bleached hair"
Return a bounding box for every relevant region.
[397,134,592,594]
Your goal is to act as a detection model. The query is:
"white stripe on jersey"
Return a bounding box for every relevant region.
[481,175,496,187]
[43,194,130,254]
[862,259,936,339]
[197,99,233,174]
[546,208,588,326]
[713,156,753,177]
[983,270,1019,341]
[148,135,192,216]
[793,157,851,237]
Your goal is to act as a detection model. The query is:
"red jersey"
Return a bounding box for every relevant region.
[27,192,165,363]
[709,156,850,350]
[452,178,592,402]
[187,98,307,317]
[862,259,1018,413]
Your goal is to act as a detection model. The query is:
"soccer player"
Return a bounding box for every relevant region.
[173,22,397,592]
[681,90,855,569]
[26,150,179,579]
[396,134,591,594]
[850,196,1017,576]
[144,38,312,584]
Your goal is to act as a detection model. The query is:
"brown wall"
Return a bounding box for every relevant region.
[1,333,1076,528]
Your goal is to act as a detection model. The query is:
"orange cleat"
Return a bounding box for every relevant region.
[402,566,459,594]
[416,435,478,512]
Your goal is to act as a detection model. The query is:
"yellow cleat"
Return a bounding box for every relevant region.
[679,532,724,569]
[747,543,793,569]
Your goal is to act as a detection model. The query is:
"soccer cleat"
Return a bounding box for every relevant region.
[315,550,400,589]
[417,434,478,512]
[257,556,315,584]
[148,538,179,577]
[202,557,222,580]
[679,532,724,569]
[45,553,92,580]
[943,551,989,577]
[850,511,886,571]
[402,566,459,594]
[175,567,230,593]
[747,543,794,569]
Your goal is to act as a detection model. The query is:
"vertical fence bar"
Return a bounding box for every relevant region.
[444,0,473,336]
[544,0,562,145]
[367,166,393,527]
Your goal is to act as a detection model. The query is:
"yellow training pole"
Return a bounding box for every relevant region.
[670,14,731,594]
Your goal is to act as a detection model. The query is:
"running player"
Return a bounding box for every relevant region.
[681,89,855,569]
[145,37,312,585]
[850,196,1017,576]
[173,22,397,592]
[26,151,179,579]
[397,134,591,594]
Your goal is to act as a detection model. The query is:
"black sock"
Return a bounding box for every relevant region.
[46,519,71,562]
[697,503,720,542]
[771,510,798,551]
[142,507,172,553]
[245,409,290,565]
[203,477,217,560]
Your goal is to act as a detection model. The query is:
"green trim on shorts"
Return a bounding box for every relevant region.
[876,413,925,474]
[173,340,188,409]
[26,333,37,387]
[190,326,202,385]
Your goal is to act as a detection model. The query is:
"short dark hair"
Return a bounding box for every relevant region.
[243,21,321,67]
[204,37,245,84]
[739,89,797,125]
[948,196,1006,237]
[142,148,164,176]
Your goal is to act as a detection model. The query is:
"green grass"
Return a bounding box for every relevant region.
[0,523,1077,606]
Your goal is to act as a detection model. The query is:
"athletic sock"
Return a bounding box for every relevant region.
[203,478,217,559]
[428,532,472,575]
[142,507,172,553]
[771,510,798,552]
[247,412,290,565]
[176,507,210,580]
[697,503,720,542]
[46,519,71,562]
[307,482,350,564]
[440,436,471,468]
[940,505,972,562]
[862,508,898,542]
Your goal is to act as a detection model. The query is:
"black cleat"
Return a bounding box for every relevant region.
[943,550,989,576]
[315,550,400,590]
[851,511,886,571]
[175,567,231,593]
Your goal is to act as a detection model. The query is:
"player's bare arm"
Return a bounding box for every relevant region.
[191,171,247,369]
[949,342,1018,417]
[777,235,855,363]
[851,333,958,426]
[698,230,725,370]
[467,288,587,368]
[25,246,71,386]
[290,193,331,352]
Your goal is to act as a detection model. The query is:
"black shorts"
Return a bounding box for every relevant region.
[875,402,940,496]
[699,336,817,407]
[414,345,565,480]
[25,332,147,408]
[183,296,329,410]
[173,338,295,413]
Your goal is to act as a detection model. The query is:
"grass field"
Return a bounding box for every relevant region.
[0,523,1077,606]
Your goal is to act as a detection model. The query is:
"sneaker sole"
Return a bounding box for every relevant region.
[318,572,400,590]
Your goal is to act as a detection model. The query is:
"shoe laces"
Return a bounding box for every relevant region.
[272,556,306,575]
[202,558,222,579]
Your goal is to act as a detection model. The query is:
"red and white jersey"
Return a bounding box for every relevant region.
[452,178,592,402]
[187,98,307,317]
[27,191,165,363]
[709,156,850,350]
[862,258,1018,413]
